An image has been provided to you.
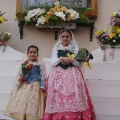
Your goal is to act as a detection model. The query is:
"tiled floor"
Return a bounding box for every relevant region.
[0,111,14,120]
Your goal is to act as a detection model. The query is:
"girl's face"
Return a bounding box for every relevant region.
[27,48,38,61]
[61,32,72,47]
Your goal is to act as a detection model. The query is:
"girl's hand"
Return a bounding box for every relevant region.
[65,58,73,65]
[40,88,45,92]
[60,57,73,65]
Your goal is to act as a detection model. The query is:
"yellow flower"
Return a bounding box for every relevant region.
[0,16,4,23]
[67,53,75,59]
[84,62,92,69]
[95,29,103,36]
[46,12,51,16]
[45,12,51,22]
[109,33,116,39]
[116,28,120,33]
[112,26,116,29]
[45,16,49,22]
[67,14,71,21]
[54,5,61,12]
[49,8,55,14]
[112,12,115,17]
[61,7,67,12]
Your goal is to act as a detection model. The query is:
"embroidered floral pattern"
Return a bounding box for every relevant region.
[7,82,44,117]
[45,66,88,113]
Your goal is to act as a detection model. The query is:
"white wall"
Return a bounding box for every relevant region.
[0,0,120,57]
[0,46,120,120]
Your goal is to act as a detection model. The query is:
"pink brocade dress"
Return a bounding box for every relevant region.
[44,66,96,120]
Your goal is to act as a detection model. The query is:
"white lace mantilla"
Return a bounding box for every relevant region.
[57,43,76,54]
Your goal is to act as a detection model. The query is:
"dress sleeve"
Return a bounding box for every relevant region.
[51,51,61,67]
[40,79,45,89]
[39,67,46,89]
[72,60,80,67]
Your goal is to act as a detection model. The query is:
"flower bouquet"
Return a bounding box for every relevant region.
[95,10,120,48]
[110,11,120,27]
[18,60,33,89]
[75,48,93,69]
[16,1,90,28]
[67,48,93,69]
[95,10,120,61]
[95,29,109,46]
[0,30,11,52]
[0,11,7,24]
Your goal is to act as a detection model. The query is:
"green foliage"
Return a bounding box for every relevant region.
[75,48,93,62]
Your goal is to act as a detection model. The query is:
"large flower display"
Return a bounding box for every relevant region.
[16,1,90,28]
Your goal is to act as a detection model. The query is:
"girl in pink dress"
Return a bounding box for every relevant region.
[44,29,96,120]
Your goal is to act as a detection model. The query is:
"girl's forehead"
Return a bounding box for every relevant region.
[29,48,37,52]
[61,32,70,35]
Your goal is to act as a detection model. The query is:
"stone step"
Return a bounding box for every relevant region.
[92,96,120,116]
[0,60,21,76]
[96,114,120,120]
[0,46,23,60]
[1,93,120,116]
[83,62,120,80]
[0,76,14,93]
[86,80,120,97]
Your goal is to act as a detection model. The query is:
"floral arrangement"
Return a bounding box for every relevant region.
[67,48,93,69]
[0,11,10,52]
[95,10,120,60]
[18,60,33,89]
[21,60,33,75]
[110,11,120,27]
[0,11,7,24]
[0,30,11,52]
[95,10,120,48]
[95,29,109,46]
[16,1,90,28]
[95,27,120,48]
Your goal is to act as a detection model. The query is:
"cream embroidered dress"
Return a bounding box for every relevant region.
[4,61,46,120]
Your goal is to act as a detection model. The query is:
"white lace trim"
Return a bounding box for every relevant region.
[45,67,88,113]
[57,43,75,53]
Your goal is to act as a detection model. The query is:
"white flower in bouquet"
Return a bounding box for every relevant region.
[24,16,29,21]
[4,32,11,41]
[118,34,120,37]
[36,16,45,26]
[54,1,60,6]
[112,39,116,43]
[67,9,79,20]
[0,31,11,41]
[117,11,120,16]
[26,8,45,21]
[55,12,66,21]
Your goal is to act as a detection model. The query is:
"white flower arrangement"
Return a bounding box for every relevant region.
[0,30,11,52]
